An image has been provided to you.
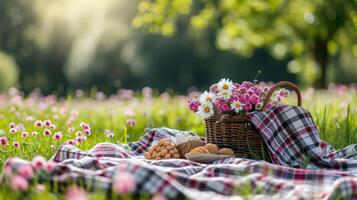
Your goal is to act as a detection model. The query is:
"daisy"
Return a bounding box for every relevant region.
[217,78,233,92]
[197,103,214,119]
[230,100,244,113]
[199,91,216,104]
[218,90,232,100]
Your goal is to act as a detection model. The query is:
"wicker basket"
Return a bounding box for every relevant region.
[205,81,302,161]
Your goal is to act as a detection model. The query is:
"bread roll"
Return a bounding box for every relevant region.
[204,143,219,154]
[189,146,210,154]
[218,148,235,156]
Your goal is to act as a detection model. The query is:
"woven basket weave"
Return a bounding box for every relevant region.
[205,81,302,161]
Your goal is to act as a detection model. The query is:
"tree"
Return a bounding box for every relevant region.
[133,0,357,88]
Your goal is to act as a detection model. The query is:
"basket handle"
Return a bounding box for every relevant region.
[261,81,302,112]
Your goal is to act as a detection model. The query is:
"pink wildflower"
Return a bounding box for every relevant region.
[45,161,57,173]
[107,133,114,138]
[10,128,16,133]
[21,132,29,138]
[36,184,45,192]
[13,141,20,148]
[50,124,56,129]
[151,194,167,200]
[26,116,34,122]
[9,122,15,128]
[32,156,47,170]
[18,165,33,179]
[84,129,91,135]
[244,102,252,111]
[35,120,43,127]
[250,94,260,105]
[11,176,28,191]
[76,131,83,137]
[44,120,52,127]
[0,136,7,145]
[243,93,251,103]
[188,99,200,113]
[113,172,136,195]
[209,84,218,93]
[67,139,77,146]
[126,119,136,127]
[53,132,62,140]
[32,131,38,136]
[66,186,87,200]
[124,109,135,117]
[68,127,75,132]
[43,129,52,136]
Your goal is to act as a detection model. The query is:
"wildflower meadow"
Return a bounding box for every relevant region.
[0,84,356,199]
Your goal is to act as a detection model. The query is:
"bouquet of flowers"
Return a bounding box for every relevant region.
[188,78,290,119]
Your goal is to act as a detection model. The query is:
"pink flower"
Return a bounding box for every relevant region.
[67,139,77,146]
[209,84,218,93]
[68,127,75,132]
[13,141,20,148]
[43,129,52,136]
[124,109,135,117]
[10,128,16,134]
[53,132,62,140]
[113,172,136,195]
[9,122,15,128]
[45,161,57,173]
[32,131,38,136]
[50,124,56,129]
[76,131,83,137]
[244,102,252,111]
[107,133,114,138]
[71,110,78,118]
[35,120,43,127]
[18,165,33,179]
[151,194,167,200]
[32,156,47,170]
[65,186,87,200]
[11,176,29,191]
[250,94,260,105]
[243,93,251,103]
[188,99,200,113]
[126,119,136,127]
[76,136,85,143]
[4,165,12,177]
[84,130,91,135]
[36,184,45,192]
[26,116,34,122]
[44,120,52,127]
[0,136,7,145]
[21,132,29,138]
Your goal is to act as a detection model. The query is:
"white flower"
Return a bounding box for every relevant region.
[218,90,232,100]
[199,91,216,104]
[217,78,233,92]
[230,100,243,113]
[197,103,214,119]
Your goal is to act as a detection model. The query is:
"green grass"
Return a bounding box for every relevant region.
[0,87,356,199]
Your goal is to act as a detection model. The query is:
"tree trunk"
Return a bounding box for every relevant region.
[312,38,328,89]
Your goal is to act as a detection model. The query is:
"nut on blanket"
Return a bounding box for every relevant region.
[144,138,180,160]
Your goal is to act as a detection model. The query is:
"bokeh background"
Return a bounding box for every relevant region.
[0,0,356,95]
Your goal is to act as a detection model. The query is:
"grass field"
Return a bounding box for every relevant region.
[0,85,356,199]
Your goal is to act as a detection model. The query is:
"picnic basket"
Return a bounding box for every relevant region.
[205,81,302,161]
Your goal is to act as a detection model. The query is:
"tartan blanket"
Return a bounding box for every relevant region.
[249,105,357,171]
[3,106,357,199]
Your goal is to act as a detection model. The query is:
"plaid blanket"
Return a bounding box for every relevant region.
[3,107,357,199]
[249,105,357,171]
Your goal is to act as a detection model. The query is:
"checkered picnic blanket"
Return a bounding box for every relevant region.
[249,105,357,171]
[3,107,357,199]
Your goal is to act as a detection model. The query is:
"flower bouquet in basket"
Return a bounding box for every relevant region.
[188,78,299,160]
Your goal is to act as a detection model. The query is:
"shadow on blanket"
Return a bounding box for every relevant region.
[2,106,357,199]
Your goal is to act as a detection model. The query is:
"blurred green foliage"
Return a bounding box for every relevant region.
[0,51,19,90]
[0,0,355,94]
[134,0,357,88]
